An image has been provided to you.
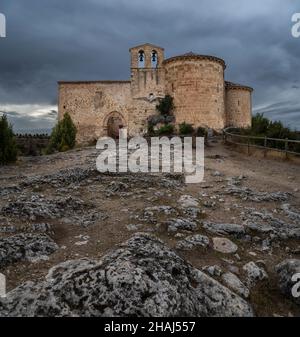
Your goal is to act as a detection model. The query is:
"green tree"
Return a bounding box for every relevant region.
[0,114,18,165]
[47,112,77,153]
[156,95,174,116]
[251,113,270,135]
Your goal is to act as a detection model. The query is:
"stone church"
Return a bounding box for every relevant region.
[58,43,253,144]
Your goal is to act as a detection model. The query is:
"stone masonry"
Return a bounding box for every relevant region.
[58,43,253,144]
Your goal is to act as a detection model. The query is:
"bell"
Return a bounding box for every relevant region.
[139,53,144,62]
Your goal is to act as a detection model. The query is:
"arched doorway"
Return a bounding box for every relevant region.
[104,112,126,139]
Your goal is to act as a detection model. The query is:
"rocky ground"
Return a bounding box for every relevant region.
[0,138,299,317]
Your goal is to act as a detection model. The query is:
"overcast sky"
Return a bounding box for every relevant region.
[0,0,299,131]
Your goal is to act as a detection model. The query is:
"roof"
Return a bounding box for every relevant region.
[58,80,130,85]
[129,43,164,51]
[225,81,253,92]
[163,52,226,69]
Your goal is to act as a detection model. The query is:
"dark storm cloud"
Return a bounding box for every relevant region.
[0,0,299,130]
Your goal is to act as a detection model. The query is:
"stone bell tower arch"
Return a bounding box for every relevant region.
[129,43,165,99]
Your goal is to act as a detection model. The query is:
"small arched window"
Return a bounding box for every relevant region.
[138,50,145,68]
[151,50,158,68]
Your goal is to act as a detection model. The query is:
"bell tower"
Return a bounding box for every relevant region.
[129,43,165,99]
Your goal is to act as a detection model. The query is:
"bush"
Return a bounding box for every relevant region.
[196,126,209,145]
[196,126,208,138]
[179,122,194,135]
[147,123,154,136]
[156,95,174,116]
[157,124,174,135]
[47,112,77,153]
[0,114,18,165]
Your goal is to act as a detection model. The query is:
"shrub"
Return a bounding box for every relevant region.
[0,114,18,165]
[196,126,209,145]
[156,95,174,116]
[196,126,208,138]
[157,124,174,135]
[47,112,77,153]
[179,122,194,135]
[147,123,154,136]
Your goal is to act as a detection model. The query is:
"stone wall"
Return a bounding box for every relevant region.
[164,55,226,130]
[225,84,252,128]
[58,80,159,143]
[58,81,131,144]
[130,68,165,99]
[128,98,160,135]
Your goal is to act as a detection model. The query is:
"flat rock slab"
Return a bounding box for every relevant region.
[225,186,291,202]
[243,262,268,288]
[281,204,300,221]
[222,272,249,298]
[213,237,238,254]
[0,233,58,268]
[0,233,254,317]
[176,234,210,251]
[178,195,199,208]
[166,218,197,232]
[203,222,246,237]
